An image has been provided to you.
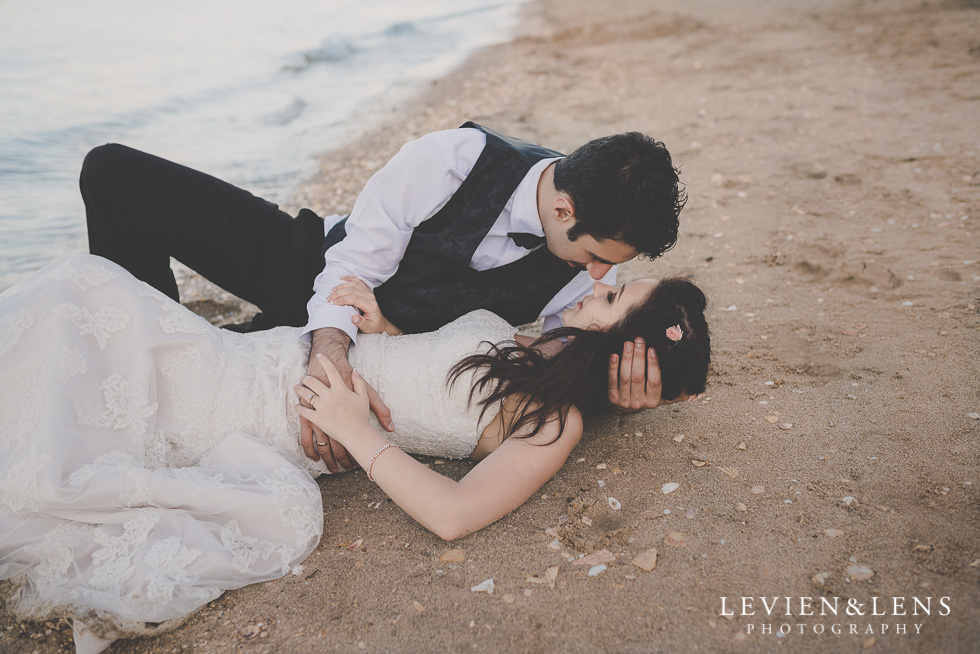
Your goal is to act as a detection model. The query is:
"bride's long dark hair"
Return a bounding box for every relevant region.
[448,277,711,443]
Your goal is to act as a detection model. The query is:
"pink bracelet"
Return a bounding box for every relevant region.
[367,443,399,482]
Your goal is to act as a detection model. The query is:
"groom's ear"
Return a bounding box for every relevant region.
[553,194,575,223]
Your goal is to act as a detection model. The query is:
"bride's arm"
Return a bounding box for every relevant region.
[296,357,583,541]
[350,406,581,541]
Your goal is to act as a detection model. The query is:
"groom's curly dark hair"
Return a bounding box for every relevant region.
[554,131,686,260]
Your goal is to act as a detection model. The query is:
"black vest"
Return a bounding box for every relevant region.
[327,122,578,334]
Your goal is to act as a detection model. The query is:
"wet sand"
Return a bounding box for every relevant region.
[3,0,978,651]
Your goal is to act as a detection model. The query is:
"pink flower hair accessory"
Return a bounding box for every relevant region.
[665,324,684,343]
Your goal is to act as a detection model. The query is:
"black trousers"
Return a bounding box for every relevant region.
[81,144,326,330]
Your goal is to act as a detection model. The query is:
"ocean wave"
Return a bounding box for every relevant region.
[385,21,416,36]
[262,98,307,126]
[283,37,359,73]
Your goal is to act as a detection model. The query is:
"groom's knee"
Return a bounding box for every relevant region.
[80,143,132,190]
[82,143,135,180]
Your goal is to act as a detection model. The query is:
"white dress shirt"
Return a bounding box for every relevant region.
[302,127,616,343]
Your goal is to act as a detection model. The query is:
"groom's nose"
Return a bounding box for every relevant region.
[586,261,612,279]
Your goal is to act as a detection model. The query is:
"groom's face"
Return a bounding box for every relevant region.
[548,230,638,280]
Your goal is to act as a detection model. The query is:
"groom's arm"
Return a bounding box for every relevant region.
[298,131,485,469]
[300,328,352,470]
[300,327,368,472]
[302,132,473,343]
[300,327,399,472]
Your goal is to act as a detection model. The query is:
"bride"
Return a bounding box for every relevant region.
[0,254,709,652]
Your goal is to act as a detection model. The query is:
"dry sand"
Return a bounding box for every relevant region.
[4,0,978,651]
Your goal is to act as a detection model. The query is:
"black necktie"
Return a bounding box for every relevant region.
[508,232,545,250]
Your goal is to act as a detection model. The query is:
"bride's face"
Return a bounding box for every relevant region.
[562,279,658,331]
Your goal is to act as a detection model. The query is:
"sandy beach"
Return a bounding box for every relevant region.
[3,0,978,651]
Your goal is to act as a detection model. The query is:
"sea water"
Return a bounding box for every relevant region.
[0,0,525,291]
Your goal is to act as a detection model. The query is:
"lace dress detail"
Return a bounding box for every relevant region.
[349,310,514,459]
[0,254,516,651]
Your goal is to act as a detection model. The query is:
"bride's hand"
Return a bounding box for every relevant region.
[295,354,372,446]
[327,276,402,335]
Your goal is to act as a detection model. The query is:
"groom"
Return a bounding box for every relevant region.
[81,122,686,471]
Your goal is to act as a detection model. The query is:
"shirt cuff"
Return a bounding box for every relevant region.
[301,302,359,344]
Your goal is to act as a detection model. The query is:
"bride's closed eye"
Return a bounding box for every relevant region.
[606,291,615,303]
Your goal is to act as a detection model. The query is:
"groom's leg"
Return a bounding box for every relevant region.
[81,144,324,327]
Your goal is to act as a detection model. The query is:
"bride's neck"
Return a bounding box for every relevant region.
[512,332,564,357]
[513,333,535,347]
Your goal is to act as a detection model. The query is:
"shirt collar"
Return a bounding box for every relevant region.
[509,156,561,237]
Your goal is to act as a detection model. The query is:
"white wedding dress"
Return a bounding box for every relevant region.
[0,254,514,652]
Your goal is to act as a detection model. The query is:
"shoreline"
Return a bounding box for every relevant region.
[4,0,978,651]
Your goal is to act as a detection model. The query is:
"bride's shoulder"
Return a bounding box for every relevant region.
[499,395,584,448]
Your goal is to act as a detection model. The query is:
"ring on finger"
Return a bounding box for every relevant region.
[316,441,328,446]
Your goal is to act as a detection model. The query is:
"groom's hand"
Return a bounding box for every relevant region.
[607,338,688,413]
[300,354,355,472]
[300,328,394,471]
